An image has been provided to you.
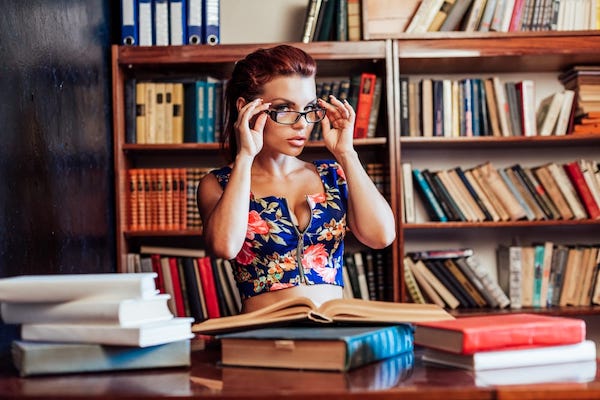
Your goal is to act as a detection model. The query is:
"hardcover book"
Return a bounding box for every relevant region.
[414,313,586,354]
[192,296,453,335]
[12,339,190,377]
[218,324,414,371]
[421,340,596,371]
[0,273,158,302]
[0,294,173,326]
[21,317,194,347]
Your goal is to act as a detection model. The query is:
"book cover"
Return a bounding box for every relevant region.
[0,294,173,326]
[353,72,377,138]
[409,258,460,309]
[12,339,190,377]
[422,340,596,371]
[218,324,414,371]
[193,296,453,335]
[412,168,448,222]
[0,273,158,303]
[414,313,586,354]
[21,317,194,347]
[564,161,600,219]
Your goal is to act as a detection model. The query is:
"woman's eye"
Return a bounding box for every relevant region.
[274,105,292,111]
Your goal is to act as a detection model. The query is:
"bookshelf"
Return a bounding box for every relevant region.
[111,41,401,298]
[394,31,600,310]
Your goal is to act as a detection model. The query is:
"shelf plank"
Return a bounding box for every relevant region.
[399,134,600,149]
[451,305,600,317]
[404,219,600,230]
[395,31,600,74]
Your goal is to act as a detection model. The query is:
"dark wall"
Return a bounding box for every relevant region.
[0,0,116,278]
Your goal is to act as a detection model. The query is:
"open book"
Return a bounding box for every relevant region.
[192,296,453,335]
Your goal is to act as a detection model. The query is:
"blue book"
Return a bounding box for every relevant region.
[121,0,138,45]
[203,0,220,45]
[218,325,414,371]
[169,0,187,45]
[204,77,220,143]
[12,339,190,377]
[412,169,448,222]
[183,80,205,142]
[187,0,203,44]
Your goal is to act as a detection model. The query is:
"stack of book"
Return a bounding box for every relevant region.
[0,273,194,377]
[559,65,600,134]
[414,313,597,383]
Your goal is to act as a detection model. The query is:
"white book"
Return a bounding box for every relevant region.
[422,340,596,371]
[536,91,565,136]
[21,317,194,347]
[12,339,190,377]
[475,360,597,386]
[402,162,416,223]
[0,273,158,303]
[492,76,512,136]
[1,294,173,326]
[547,162,587,220]
[554,90,575,136]
[519,80,537,136]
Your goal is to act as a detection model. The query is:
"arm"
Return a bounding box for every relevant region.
[197,99,270,259]
[318,96,396,249]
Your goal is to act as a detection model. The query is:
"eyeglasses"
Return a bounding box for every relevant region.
[264,108,326,125]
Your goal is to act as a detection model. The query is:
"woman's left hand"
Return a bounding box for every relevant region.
[318,95,355,157]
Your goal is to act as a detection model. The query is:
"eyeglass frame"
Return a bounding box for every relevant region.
[263,108,327,125]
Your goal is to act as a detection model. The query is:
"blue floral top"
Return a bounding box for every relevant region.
[211,160,348,300]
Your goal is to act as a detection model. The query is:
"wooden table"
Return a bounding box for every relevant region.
[0,344,598,399]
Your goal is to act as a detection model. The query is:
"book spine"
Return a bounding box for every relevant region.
[346,324,414,370]
[412,169,448,222]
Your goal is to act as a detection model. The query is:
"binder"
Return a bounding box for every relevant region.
[203,0,220,45]
[187,0,203,44]
[138,0,153,46]
[153,0,169,46]
[169,0,187,45]
[121,0,138,45]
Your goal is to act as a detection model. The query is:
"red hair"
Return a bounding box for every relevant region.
[221,45,317,162]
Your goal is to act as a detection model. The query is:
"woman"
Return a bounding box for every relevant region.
[197,44,395,313]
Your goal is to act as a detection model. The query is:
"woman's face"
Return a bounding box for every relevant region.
[259,75,319,156]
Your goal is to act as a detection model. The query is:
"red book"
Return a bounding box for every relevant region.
[564,161,600,219]
[168,257,186,317]
[414,313,586,354]
[197,256,221,319]
[353,72,377,139]
[150,254,166,294]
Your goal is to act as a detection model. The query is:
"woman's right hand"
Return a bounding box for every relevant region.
[234,98,270,159]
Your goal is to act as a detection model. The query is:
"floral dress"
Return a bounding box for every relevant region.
[210,160,348,300]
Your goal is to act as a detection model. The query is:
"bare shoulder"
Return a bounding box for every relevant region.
[196,171,222,213]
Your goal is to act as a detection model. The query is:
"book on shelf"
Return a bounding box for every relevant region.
[403,256,427,304]
[405,0,445,33]
[11,339,191,377]
[407,258,446,308]
[0,273,158,302]
[532,164,574,220]
[21,317,194,347]
[496,245,522,309]
[412,168,448,222]
[421,340,596,371]
[0,294,173,326]
[361,0,421,38]
[427,0,456,32]
[564,160,600,219]
[401,162,416,223]
[439,0,473,31]
[192,296,453,335]
[536,90,565,136]
[218,324,414,372]
[353,72,377,139]
[404,256,459,309]
[414,313,586,354]
[346,0,362,40]
[461,255,510,309]
[545,161,587,220]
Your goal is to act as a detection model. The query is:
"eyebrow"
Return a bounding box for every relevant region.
[269,97,319,107]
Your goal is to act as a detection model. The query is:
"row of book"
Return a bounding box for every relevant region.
[414,313,596,380]
[399,76,576,137]
[497,242,600,308]
[302,0,362,43]
[120,0,220,46]
[404,0,598,34]
[315,73,382,140]
[126,246,395,323]
[128,72,382,145]
[403,159,600,223]
[403,248,510,310]
[126,167,210,231]
[0,273,194,376]
[128,78,225,145]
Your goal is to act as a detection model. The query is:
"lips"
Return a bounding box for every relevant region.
[287,137,306,146]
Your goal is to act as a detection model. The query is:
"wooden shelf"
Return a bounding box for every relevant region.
[400,134,600,149]
[404,219,600,230]
[394,31,600,74]
[451,305,600,317]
